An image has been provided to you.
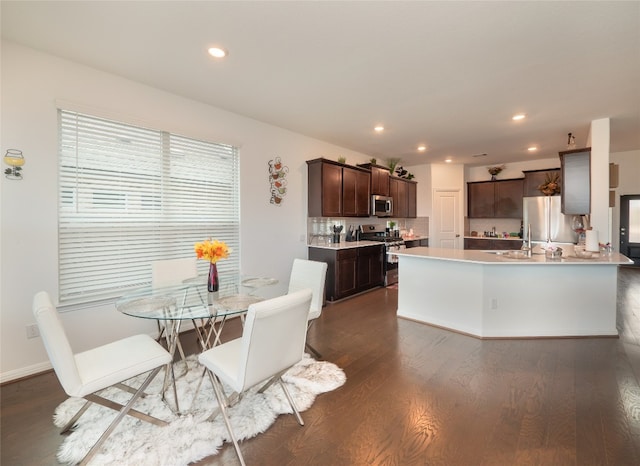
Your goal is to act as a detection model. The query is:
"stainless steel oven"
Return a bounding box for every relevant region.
[360,224,405,286]
[384,241,406,286]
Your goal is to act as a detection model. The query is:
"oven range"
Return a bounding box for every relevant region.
[359,224,406,286]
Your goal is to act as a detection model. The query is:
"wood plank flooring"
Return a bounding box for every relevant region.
[2,266,639,465]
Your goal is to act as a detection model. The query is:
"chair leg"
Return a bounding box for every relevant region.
[207,371,246,466]
[305,320,322,359]
[305,342,322,359]
[60,400,91,434]
[278,378,304,426]
[78,366,164,466]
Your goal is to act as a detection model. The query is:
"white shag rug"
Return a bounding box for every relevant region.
[53,354,346,465]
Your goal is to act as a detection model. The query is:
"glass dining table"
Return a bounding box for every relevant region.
[115,276,277,412]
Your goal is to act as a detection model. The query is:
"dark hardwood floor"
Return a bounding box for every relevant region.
[2,266,640,465]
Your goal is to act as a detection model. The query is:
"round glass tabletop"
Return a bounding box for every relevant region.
[115,282,262,321]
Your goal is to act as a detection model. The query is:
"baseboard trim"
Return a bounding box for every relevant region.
[1,360,53,385]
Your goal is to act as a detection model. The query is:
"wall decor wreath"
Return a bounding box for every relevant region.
[268,156,288,205]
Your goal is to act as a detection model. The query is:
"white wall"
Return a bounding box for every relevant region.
[0,41,372,382]
[588,118,611,244]
[405,163,431,217]
[610,149,640,250]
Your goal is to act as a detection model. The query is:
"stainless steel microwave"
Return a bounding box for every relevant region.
[371,195,393,217]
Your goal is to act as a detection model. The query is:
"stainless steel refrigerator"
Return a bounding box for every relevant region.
[523,196,578,244]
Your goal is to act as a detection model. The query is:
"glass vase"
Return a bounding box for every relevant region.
[208,262,219,292]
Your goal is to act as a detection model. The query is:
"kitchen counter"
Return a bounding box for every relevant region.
[395,247,633,338]
[464,235,521,241]
[396,246,632,265]
[307,240,382,250]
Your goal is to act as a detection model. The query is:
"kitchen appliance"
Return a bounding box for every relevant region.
[371,195,393,218]
[523,196,578,245]
[360,224,405,286]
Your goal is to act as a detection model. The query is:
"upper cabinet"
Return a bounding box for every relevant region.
[342,165,371,216]
[522,168,561,197]
[389,177,417,218]
[468,178,524,218]
[307,158,371,217]
[559,147,591,215]
[358,163,391,196]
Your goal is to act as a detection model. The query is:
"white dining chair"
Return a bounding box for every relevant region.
[287,258,328,358]
[33,291,172,466]
[151,257,199,360]
[198,288,313,466]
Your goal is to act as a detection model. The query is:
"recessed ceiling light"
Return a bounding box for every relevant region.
[374,125,384,132]
[445,158,452,163]
[512,114,526,121]
[208,47,228,58]
[417,145,427,152]
[527,146,538,152]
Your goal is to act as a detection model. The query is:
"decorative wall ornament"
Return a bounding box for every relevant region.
[268,156,288,205]
[4,149,25,180]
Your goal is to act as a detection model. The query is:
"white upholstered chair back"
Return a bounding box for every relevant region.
[237,288,312,392]
[287,259,327,321]
[152,257,198,288]
[32,291,83,396]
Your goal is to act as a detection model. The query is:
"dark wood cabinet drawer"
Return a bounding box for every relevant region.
[309,245,383,302]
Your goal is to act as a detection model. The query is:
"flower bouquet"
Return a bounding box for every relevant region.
[487,165,505,180]
[194,239,231,291]
[538,172,561,196]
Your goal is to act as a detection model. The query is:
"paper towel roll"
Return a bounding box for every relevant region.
[586,229,599,252]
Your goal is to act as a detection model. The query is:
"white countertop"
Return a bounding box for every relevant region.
[307,240,383,250]
[394,246,633,265]
[402,236,429,241]
[464,236,522,241]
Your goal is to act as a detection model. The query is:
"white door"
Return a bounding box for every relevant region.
[432,189,462,249]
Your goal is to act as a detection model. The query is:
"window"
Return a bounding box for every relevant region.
[58,110,240,306]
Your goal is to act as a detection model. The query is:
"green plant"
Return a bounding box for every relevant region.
[387,158,401,174]
[337,156,346,164]
[370,157,377,164]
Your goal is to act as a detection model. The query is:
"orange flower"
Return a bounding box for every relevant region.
[194,239,231,263]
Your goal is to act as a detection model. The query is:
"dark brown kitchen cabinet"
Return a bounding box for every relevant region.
[523,168,561,197]
[559,148,591,215]
[357,245,384,290]
[464,238,522,250]
[389,177,417,218]
[342,166,371,216]
[467,178,523,218]
[307,158,370,217]
[494,179,524,218]
[467,182,495,218]
[358,163,390,196]
[404,238,429,248]
[308,244,384,302]
[407,181,417,217]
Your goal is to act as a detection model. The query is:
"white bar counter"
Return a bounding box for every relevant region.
[395,247,633,338]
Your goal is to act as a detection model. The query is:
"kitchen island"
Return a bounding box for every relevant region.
[395,247,633,338]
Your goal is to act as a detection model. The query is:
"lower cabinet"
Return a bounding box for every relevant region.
[464,238,522,250]
[309,244,384,302]
[404,238,429,248]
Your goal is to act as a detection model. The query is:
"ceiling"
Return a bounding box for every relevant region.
[2,1,639,168]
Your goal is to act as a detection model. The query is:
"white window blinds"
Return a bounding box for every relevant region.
[58,109,240,306]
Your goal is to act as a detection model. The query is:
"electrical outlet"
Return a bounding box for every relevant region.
[491,298,498,310]
[26,323,40,339]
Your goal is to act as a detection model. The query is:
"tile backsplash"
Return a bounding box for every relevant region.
[307,216,429,243]
[467,218,522,237]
